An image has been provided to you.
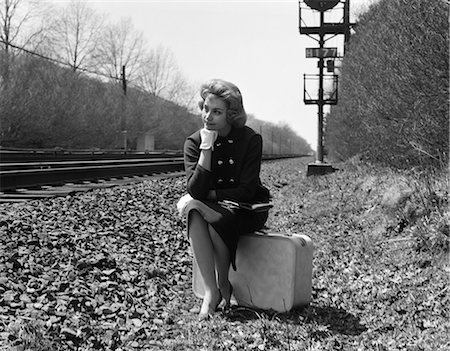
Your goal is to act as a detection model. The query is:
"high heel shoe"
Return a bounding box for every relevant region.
[198,292,222,321]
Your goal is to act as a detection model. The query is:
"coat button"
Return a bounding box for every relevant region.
[229,178,235,183]
[216,142,222,147]
[217,178,224,184]
[218,160,223,165]
[228,139,233,144]
[229,159,234,165]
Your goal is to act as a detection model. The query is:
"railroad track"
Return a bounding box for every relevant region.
[0,148,304,203]
[0,149,184,202]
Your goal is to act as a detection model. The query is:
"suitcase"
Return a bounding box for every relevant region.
[192,232,313,312]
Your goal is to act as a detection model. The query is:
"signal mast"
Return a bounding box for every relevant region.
[299,0,354,175]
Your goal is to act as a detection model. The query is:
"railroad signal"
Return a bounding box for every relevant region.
[304,0,340,11]
[299,0,353,171]
[326,60,335,72]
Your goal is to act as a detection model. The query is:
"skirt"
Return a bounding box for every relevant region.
[185,199,268,270]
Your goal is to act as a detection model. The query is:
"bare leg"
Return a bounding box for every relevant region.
[209,225,232,305]
[188,210,221,318]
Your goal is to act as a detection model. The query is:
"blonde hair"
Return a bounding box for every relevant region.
[198,79,247,128]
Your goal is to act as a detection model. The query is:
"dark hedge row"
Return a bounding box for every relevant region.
[325,0,449,168]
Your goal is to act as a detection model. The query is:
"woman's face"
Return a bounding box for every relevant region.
[202,94,231,136]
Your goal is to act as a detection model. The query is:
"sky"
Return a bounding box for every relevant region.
[83,0,374,149]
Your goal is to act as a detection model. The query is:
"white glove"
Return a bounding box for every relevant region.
[177,193,193,217]
[200,128,218,150]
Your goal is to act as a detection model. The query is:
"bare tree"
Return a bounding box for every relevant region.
[94,17,146,81]
[165,71,198,110]
[49,0,104,71]
[136,44,197,109]
[0,0,50,52]
[137,44,176,96]
[0,0,52,91]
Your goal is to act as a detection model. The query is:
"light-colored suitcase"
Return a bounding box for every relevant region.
[193,232,313,312]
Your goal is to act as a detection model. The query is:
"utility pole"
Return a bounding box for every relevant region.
[271,129,274,155]
[121,65,127,151]
[279,134,282,155]
[299,0,354,175]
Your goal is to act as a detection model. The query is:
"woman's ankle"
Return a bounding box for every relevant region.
[199,289,222,317]
[218,281,232,300]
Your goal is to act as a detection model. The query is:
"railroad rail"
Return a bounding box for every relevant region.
[0,148,305,202]
[1,158,184,191]
[0,147,183,162]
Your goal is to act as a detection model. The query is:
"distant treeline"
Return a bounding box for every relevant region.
[0,54,197,150]
[0,0,311,155]
[325,0,448,168]
[0,53,311,154]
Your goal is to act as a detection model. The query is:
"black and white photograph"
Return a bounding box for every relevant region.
[0,0,448,350]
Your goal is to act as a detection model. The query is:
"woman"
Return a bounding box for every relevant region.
[180,79,269,320]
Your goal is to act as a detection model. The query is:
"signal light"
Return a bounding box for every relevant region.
[326,60,334,72]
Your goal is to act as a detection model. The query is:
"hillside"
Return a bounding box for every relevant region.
[0,56,311,155]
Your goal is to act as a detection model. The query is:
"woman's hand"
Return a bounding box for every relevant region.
[200,128,218,150]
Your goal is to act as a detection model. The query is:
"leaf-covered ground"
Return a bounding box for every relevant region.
[0,158,448,350]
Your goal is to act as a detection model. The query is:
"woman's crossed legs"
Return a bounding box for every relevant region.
[188,210,232,319]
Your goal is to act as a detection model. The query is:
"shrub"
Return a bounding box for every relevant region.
[325,0,449,168]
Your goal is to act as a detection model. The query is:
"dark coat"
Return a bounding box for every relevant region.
[184,126,264,202]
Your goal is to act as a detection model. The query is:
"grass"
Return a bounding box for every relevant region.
[265,157,449,350]
[0,157,448,350]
